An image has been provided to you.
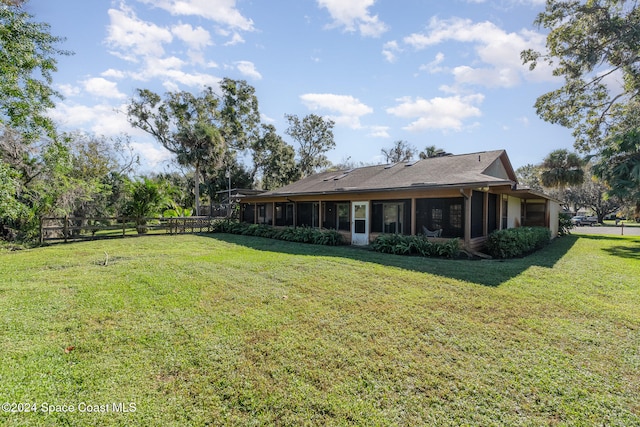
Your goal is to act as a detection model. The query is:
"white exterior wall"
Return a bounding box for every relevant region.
[548,200,560,238]
[507,196,521,229]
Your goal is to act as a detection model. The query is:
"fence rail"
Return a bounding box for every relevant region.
[40,215,223,244]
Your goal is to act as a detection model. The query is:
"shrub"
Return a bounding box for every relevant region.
[371,234,460,259]
[558,213,574,236]
[485,227,551,259]
[210,221,345,246]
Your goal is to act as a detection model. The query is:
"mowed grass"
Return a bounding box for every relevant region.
[0,233,639,426]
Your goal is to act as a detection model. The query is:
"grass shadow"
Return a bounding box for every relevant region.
[574,234,640,261]
[199,233,578,287]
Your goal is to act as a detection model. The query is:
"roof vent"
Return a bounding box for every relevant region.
[332,169,354,180]
[405,160,419,167]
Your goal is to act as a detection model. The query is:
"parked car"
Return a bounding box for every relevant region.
[571,215,598,226]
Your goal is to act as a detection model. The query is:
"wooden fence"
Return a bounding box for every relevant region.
[40,216,221,244]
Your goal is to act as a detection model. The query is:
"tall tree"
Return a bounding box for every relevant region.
[126,88,225,215]
[381,140,416,163]
[285,113,335,178]
[539,149,585,202]
[250,124,297,189]
[0,1,71,141]
[218,78,261,151]
[592,127,640,218]
[516,164,544,192]
[522,0,640,152]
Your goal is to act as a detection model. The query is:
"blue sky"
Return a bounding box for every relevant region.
[28,0,574,173]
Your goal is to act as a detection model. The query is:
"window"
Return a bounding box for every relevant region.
[297,202,319,227]
[337,203,350,231]
[275,203,294,226]
[372,200,410,234]
[322,202,350,231]
[431,208,443,230]
[415,198,464,238]
[449,204,462,229]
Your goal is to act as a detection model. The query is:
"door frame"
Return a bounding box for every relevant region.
[351,201,369,245]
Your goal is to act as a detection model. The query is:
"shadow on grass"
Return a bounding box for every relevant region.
[573,234,640,261]
[200,233,578,287]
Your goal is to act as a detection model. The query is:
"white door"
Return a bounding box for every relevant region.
[351,201,369,245]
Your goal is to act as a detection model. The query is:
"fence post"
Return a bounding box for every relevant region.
[122,217,126,237]
[39,217,44,244]
[63,215,69,243]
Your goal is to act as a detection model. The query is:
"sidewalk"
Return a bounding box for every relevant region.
[571,225,640,236]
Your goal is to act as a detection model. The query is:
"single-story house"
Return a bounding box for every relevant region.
[240,150,560,250]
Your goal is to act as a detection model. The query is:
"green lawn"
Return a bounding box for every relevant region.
[1,233,639,426]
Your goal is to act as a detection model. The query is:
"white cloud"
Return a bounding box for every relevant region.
[235,61,262,80]
[419,52,446,74]
[48,102,132,136]
[138,0,254,31]
[368,125,390,138]
[317,0,388,37]
[106,6,173,62]
[401,17,554,88]
[82,78,126,99]
[386,94,484,132]
[57,83,81,97]
[382,40,400,63]
[171,23,212,50]
[101,69,127,79]
[130,141,173,168]
[300,93,373,128]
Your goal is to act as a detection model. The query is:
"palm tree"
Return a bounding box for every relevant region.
[539,149,585,203]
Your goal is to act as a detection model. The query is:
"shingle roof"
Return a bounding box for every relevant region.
[258,150,517,197]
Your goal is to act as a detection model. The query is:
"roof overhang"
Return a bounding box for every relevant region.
[241,180,516,203]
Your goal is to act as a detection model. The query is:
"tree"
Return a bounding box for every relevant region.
[539,149,585,202]
[592,127,640,219]
[515,164,544,192]
[218,78,261,151]
[381,140,416,163]
[126,88,225,215]
[0,2,71,141]
[418,145,450,159]
[285,113,335,177]
[124,178,166,233]
[250,124,297,189]
[522,0,640,151]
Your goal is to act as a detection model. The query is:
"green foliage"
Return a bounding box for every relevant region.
[0,4,71,140]
[0,161,23,222]
[522,0,640,152]
[486,227,551,259]
[558,213,574,236]
[124,178,166,233]
[540,149,585,190]
[211,221,345,246]
[592,128,640,203]
[251,124,298,190]
[162,201,193,218]
[285,113,336,177]
[371,234,460,259]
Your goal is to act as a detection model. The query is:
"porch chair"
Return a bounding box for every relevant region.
[422,226,442,238]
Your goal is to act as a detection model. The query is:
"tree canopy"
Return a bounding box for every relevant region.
[0,1,70,141]
[381,140,416,163]
[522,0,640,152]
[285,113,335,178]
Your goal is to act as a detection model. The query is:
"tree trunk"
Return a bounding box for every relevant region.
[194,161,201,216]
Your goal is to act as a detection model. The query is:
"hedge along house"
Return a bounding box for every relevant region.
[240,150,560,250]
